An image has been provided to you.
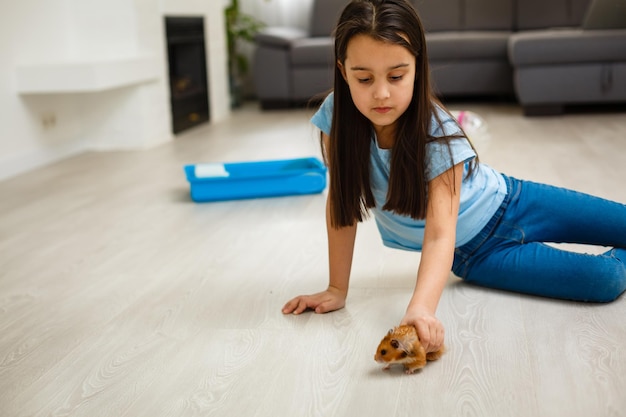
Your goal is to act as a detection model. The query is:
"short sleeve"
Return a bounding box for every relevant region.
[425,139,476,181]
[425,108,476,180]
[311,92,334,135]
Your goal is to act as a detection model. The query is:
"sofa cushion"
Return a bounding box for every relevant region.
[509,29,626,66]
[427,31,511,60]
[290,37,335,67]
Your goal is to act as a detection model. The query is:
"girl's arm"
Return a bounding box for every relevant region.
[401,162,464,352]
[282,196,357,314]
[282,133,357,315]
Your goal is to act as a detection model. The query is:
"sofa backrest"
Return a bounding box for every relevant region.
[310,0,351,37]
[412,0,464,31]
[412,0,515,31]
[412,0,593,32]
[515,0,592,29]
[465,0,515,30]
[309,0,594,37]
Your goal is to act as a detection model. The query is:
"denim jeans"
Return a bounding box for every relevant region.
[452,175,626,302]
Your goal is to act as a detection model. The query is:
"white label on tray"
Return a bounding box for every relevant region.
[194,163,229,178]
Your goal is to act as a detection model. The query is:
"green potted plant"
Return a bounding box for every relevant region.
[225,0,266,107]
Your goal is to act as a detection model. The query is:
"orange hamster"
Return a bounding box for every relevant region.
[374,325,445,374]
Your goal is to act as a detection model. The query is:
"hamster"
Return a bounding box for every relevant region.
[374,325,445,374]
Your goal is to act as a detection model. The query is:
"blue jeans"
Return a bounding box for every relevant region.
[452,175,626,302]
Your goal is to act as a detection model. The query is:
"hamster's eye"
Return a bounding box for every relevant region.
[380,349,387,356]
[400,352,408,358]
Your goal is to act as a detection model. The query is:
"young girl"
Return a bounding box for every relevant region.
[281,0,626,353]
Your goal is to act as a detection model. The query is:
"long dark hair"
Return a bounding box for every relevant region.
[326,0,475,228]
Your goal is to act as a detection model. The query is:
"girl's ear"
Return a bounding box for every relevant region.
[337,61,347,81]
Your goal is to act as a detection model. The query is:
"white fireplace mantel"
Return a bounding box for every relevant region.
[15,56,160,94]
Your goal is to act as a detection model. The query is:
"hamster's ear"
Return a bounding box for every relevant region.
[387,329,394,335]
[390,339,400,349]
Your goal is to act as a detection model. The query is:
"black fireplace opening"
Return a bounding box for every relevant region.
[165,16,210,134]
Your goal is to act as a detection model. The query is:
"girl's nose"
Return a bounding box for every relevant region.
[373,81,390,100]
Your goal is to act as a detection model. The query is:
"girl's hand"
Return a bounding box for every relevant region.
[282,286,347,315]
[401,306,445,353]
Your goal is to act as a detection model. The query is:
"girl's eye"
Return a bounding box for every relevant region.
[357,78,371,83]
[390,75,403,81]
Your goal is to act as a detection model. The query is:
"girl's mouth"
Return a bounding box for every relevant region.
[373,107,392,114]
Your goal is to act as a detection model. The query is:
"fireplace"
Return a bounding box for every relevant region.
[165,17,210,134]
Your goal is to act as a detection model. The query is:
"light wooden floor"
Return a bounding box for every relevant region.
[1,101,625,417]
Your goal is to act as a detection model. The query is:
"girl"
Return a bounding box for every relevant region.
[282,0,626,353]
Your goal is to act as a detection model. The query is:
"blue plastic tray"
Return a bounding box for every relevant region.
[184,157,327,202]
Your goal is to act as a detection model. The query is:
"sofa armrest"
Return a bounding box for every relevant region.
[255,27,308,48]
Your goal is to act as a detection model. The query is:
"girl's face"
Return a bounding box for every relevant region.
[339,34,416,142]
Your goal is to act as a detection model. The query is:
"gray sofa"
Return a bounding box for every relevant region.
[253,0,342,109]
[253,0,626,115]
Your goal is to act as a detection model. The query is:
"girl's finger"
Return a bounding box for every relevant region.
[294,299,309,315]
[416,322,431,349]
[315,300,331,314]
[282,298,298,314]
[281,302,292,314]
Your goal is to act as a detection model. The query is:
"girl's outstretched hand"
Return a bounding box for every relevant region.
[401,306,445,353]
[282,286,347,315]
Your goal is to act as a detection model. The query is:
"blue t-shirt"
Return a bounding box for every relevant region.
[311,93,507,250]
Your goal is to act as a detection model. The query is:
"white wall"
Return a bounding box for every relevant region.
[0,0,230,181]
[240,0,313,30]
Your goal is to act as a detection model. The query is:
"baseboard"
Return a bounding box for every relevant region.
[0,131,174,182]
[0,141,88,182]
